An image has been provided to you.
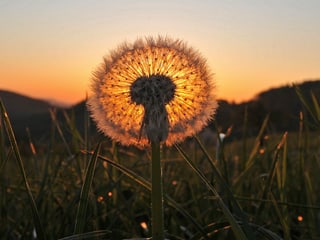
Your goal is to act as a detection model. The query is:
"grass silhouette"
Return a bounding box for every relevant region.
[1,89,320,239]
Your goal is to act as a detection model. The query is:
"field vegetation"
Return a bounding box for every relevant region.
[0,87,319,239]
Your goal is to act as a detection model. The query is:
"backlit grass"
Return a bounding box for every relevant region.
[0,96,319,239]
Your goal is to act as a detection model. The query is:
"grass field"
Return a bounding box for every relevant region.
[1,95,320,240]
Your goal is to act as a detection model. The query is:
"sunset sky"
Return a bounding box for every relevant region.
[1,0,319,106]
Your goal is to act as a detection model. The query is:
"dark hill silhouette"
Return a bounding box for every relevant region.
[1,79,320,141]
[215,80,320,136]
[0,90,52,118]
[0,90,56,139]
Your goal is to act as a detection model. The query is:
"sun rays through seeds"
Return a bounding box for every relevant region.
[87,36,217,147]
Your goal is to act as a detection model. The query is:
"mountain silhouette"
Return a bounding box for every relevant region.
[215,80,320,136]
[0,90,56,139]
[1,79,320,141]
[0,90,52,118]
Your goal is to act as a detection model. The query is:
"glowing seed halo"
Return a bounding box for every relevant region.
[87,36,217,147]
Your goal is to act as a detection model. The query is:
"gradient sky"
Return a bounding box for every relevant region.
[1,0,319,105]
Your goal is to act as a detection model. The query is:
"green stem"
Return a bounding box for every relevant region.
[151,141,164,239]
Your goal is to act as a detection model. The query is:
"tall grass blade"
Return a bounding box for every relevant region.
[270,192,290,240]
[84,94,91,164]
[195,136,240,208]
[294,85,320,127]
[0,99,46,240]
[175,143,248,240]
[241,105,248,170]
[0,112,6,166]
[63,110,84,144]
[256,132,287,217]
[194,136,254,238]
[304,171,318,239]
[111,141,119,205]
[310,92,320,122]
[245,114,269,169]
[62,109,86,178]
[49,108,73,156]
[233,115,269,189]
[275,134,290,239]
[0,114,7,172]
[74,142,101,234]
[83,151,208,238]
[0,100,8,237]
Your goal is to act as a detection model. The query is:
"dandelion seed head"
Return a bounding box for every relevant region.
[87,36,217,147]
[130,75,176,106]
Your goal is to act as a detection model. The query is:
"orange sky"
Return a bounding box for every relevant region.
[1,1,319,105]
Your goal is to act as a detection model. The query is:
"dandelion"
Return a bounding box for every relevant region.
[87,36,217,147]
[87,36,217,239]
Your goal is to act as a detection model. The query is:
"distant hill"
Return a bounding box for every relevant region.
[1,79,320,141]
[0,90,57,139]
[0,90,53,118]
[215,80,320,136]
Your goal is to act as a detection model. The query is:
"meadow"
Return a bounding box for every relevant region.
[0,90,319,240]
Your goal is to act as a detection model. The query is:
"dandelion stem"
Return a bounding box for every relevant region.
[151,141,164,239]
